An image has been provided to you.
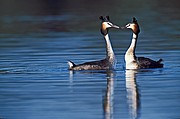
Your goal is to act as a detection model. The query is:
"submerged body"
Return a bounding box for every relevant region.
[122,17,163,69]
[68,16,119,70]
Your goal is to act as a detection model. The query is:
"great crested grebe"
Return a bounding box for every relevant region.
[68,16,119,70]
[121,17,163,69]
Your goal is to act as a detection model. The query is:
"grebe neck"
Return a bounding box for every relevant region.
[126,33,138,57]
[104,34,115,59]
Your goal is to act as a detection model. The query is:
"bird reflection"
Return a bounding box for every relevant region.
[69,70,115,119]
[125,70,141,119]
[103,71,114,119]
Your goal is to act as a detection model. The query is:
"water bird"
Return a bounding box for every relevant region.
[121,17,163,69]
[68,16,119,70]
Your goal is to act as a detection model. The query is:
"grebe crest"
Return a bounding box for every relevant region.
[122,17,163,69]
[68,16,119,70]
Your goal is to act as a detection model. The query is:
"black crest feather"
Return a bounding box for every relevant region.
[99,16,110,22]
[106,16,110,21]
[99,16,104,21]
[133,17,137,23]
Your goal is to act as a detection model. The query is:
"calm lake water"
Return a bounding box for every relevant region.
[0,0,180,119]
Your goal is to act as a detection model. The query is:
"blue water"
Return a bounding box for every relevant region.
[0,1,180,119]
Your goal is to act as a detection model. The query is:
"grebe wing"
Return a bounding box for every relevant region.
[82,58,108,66]
[137,57,163,68]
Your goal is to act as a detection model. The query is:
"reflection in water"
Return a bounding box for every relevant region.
[69,70,74,91]
[68,70,115,119]
[103,71,114,119]
[69,70,74,83]
[125,70,141,119]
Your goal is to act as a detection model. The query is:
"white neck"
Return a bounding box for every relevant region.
[104,34,115,59]
[126,33,138,57]
[125,33,138,69]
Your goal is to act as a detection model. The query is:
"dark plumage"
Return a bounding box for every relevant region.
[68,59,110,70]
[136,57,163,68]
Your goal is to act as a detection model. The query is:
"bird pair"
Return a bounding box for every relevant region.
[68,16,163,70]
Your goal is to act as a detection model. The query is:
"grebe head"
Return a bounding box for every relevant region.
[99,16,119,35]
[122,17,140,34]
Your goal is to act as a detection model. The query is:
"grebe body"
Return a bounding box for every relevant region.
[122,17,163,69]
[68,16,119,70]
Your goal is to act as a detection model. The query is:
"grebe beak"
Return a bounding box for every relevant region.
[121,23,130,29]
[112,24,120,29]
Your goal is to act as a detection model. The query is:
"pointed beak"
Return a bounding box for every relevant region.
[112,24,120,29]
[121,23,131,29]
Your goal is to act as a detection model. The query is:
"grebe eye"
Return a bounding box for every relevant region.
[126,24,130,27]
[107,22,113,26]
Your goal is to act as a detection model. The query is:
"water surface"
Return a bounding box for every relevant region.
[0,0,180,119]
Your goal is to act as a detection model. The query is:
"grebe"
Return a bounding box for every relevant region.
[121,17,163,69]
[68,16,119,70]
